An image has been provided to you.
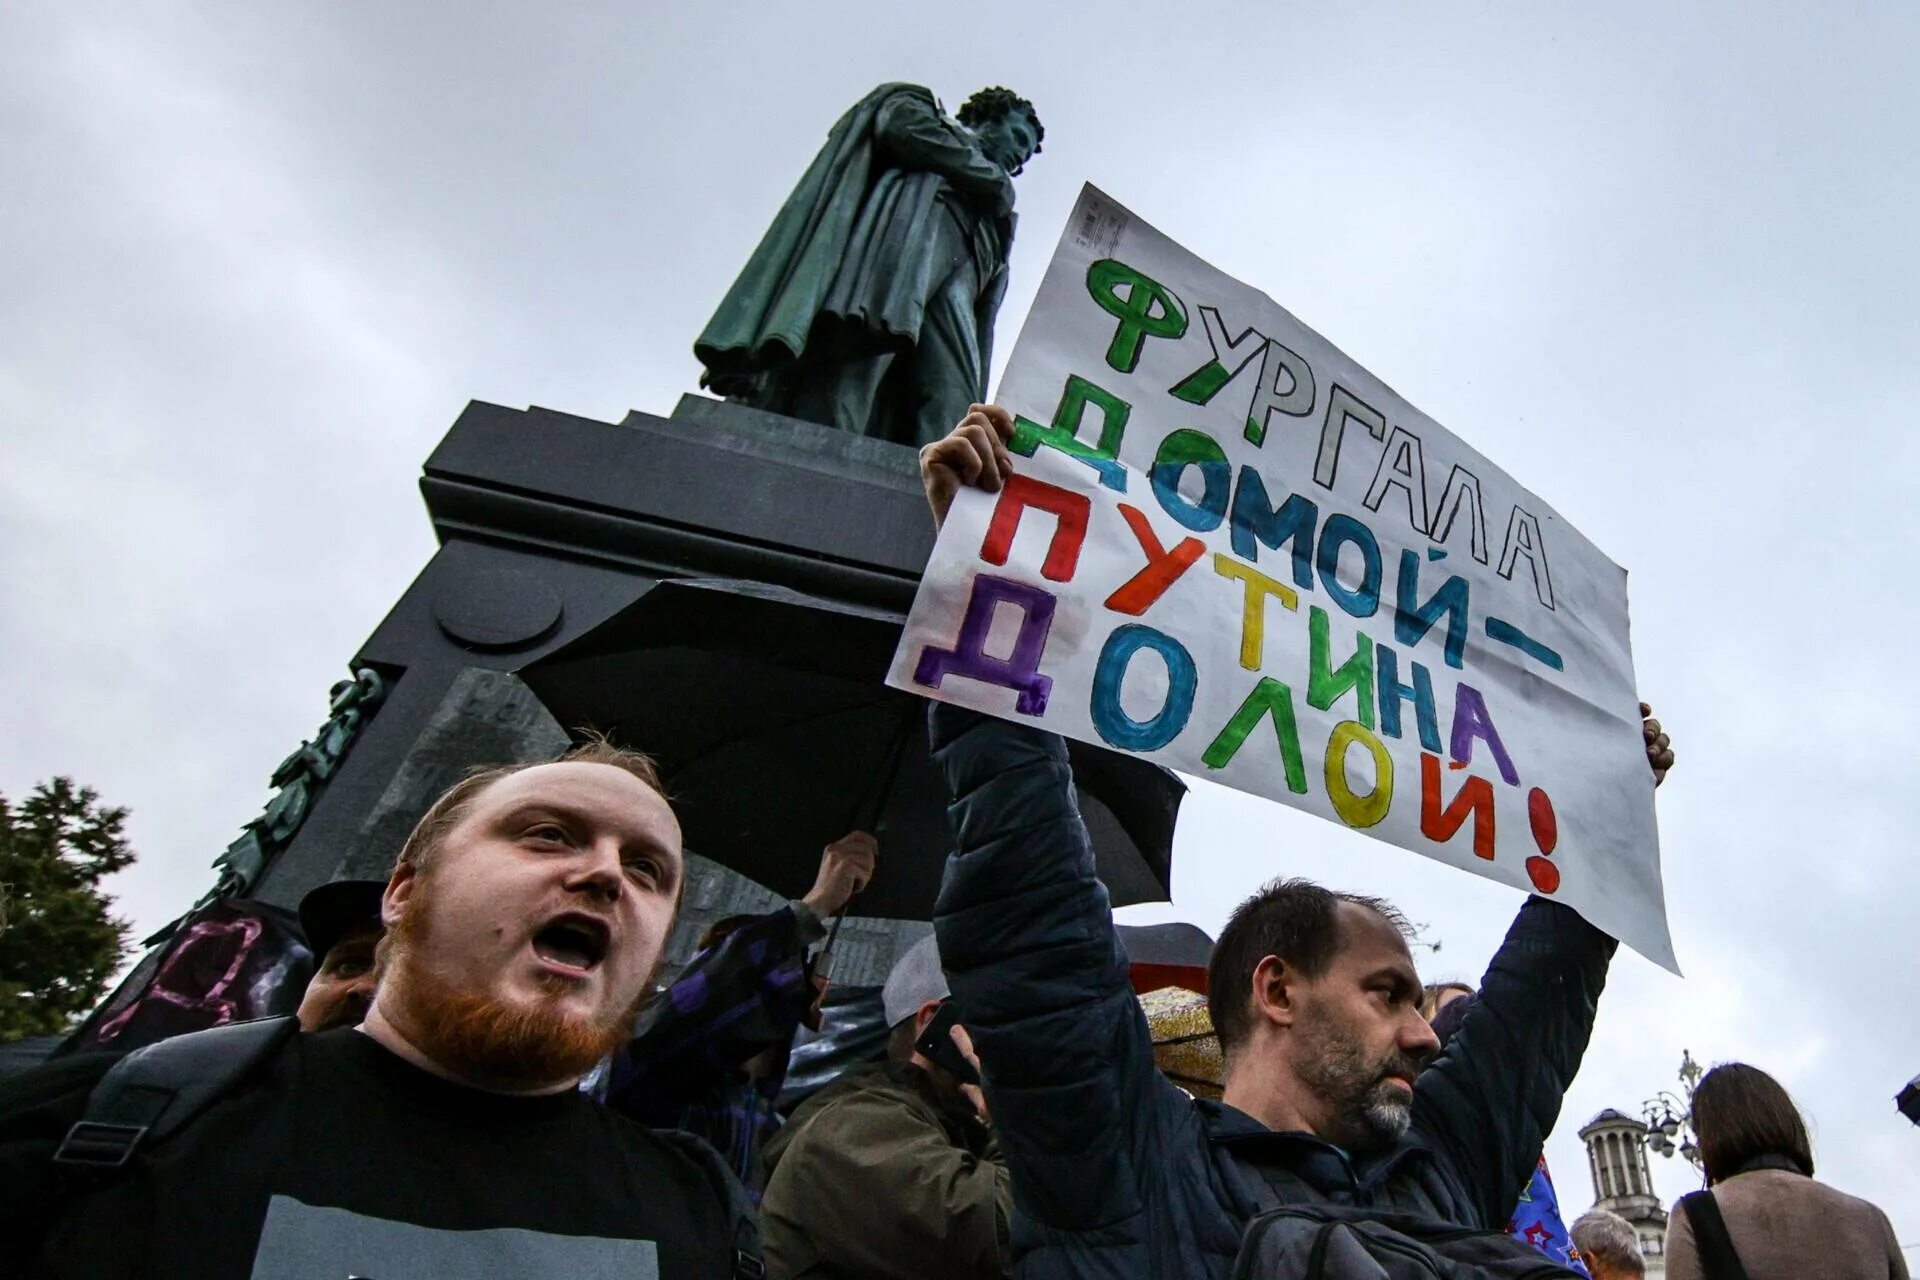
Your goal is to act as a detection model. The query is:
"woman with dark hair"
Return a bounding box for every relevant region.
[1666,1062,1907,1280]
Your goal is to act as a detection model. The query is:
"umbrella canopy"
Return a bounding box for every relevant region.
[520,578,1183,920]
[1117,921,1214,995]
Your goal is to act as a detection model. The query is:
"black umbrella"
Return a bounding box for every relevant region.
[519,578,1183,920]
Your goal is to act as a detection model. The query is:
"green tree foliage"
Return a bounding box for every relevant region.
[0,779,135,1039]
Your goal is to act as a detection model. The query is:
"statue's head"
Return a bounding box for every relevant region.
[959,86,1043,177]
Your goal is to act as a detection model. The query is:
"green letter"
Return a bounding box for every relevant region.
[1011,374,1132,491]
[1307,606,1375,730]
[1086,258,1188,373]
[1203,677,1308,794]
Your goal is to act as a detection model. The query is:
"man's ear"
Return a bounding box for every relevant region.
[1249,954,1297,1031]
[912,998,945,1041]
[382,862,416,931]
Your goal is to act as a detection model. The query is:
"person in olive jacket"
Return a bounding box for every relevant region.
[914,406,1675,1280]
[758,933,1011,1280]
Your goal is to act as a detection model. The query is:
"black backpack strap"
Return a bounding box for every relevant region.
[652,1128,764,1280]
[1679,1190,1751,1280]
[52,1016,298,1170]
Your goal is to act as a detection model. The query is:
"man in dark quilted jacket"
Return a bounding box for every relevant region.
[914,407,1674,1280]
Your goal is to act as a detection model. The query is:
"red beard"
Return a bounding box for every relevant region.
[382,889,635,1088]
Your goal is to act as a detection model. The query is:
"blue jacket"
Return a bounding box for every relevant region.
[929,705,1616,1280]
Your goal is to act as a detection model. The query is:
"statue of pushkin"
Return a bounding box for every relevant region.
[695,84,1043,448]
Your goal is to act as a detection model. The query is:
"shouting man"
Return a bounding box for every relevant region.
[0,740,757,1277]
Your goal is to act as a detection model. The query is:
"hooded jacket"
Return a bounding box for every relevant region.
[929,704,1615,1280]
[758,1058,1012,1280]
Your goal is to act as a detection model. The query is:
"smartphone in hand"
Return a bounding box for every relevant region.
[912,1000,980,1086]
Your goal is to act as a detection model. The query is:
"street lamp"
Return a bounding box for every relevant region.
[1642,1050,1704,1167]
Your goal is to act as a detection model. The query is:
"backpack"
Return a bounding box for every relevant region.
[1230,1205,1584,1280]
[54,1014,298,1170]
[50,1015,766,1279]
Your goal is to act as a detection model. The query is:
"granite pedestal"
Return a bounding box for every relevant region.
[252,396,938,981]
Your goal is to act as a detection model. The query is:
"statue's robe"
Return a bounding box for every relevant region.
[695,83,1016,445]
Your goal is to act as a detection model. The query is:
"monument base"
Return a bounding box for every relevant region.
[254,396,937,983]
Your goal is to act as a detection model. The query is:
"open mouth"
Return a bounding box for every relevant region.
[531,913,611,975]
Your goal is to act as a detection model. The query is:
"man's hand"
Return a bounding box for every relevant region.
[951,1023,990,1124]
[801,830,878,918]
[919,404,1015,532]
[1642,701,1675,787]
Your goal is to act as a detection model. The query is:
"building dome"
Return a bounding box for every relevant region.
[1579,1107,1669,1276]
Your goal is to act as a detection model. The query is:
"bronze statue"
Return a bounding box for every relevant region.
[695,84,1042,447]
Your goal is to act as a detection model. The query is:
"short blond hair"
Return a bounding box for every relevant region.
[395,735,667,875]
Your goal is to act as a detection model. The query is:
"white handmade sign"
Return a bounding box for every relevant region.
[888,184,1676,972]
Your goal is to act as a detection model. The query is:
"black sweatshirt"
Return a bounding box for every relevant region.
[0,1026,748,1278]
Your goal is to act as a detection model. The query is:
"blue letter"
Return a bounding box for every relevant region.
[1091,625,1198,751]
[1228,466,1316,589]
[1315,514,1382,619]
[1376,644,1441,752]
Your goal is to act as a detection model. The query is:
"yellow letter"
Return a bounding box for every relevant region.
[1212,553,1298,671]
[1325,720,1393,828]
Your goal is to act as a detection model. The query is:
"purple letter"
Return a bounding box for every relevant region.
[1448,682,1518,786]
[914,575,1058,715]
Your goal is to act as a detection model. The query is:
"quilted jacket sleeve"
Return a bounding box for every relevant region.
[1412,897,1616,1229]
[929,702,1180,1237]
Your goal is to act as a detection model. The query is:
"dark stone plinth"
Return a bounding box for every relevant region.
[254,397,937,981]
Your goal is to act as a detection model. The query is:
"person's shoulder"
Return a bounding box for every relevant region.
[784,1062,938,1142]
[591,1094,736,1180]
[1713,1168,1890,1224]
[613,1117,733,1188]
[0,1049,121,1132]
[814,1061,928,1112]
[860,83,937,117]
[1795,1172,1903,1222]
[594,1109,753,1238]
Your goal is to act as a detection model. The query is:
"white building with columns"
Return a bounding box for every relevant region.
[1578,1109,1668,1276]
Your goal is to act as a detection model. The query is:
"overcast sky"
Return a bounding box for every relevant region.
[4,0,1916,1242]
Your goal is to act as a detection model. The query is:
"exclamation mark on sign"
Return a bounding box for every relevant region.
[1525,787,1560,894]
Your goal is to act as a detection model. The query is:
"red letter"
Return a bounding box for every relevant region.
[980,475,1090,582]
[1104,504,1206,615]
[1420,752,1495,860]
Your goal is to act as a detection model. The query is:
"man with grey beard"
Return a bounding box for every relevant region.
[916,407,1676,1280]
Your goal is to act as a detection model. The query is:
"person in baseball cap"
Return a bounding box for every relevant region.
[759,932,1011,1280]
[295,878,386,1033]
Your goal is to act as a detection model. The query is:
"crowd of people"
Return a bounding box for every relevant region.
[0,407,1903,1278]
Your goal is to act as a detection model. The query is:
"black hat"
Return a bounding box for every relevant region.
[297,879,387,961]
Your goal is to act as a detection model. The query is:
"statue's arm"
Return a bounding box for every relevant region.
[874,92,1014,215]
